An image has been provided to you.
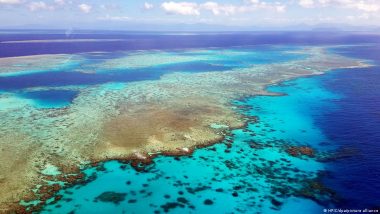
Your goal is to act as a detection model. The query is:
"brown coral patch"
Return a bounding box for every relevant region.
[94,98,243,160]
[286,146,315,157]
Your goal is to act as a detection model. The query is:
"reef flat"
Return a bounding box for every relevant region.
[0,46,369,212]
[0,54,80,76]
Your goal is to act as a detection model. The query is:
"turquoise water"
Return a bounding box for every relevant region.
[40,74,340,214]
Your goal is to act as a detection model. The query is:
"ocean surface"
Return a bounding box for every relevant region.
[1,31,379,213]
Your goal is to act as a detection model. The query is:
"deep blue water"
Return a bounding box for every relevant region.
[20,90,79,108]
[316,67,380,208]
[1,31,380,57]
[321,44,380,208]
[0,68,164,90]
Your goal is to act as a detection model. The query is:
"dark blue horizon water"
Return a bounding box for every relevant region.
[1,31,380,58]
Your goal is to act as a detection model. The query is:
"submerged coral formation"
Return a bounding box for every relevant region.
[0,54,80,76]
[0,46,369,212]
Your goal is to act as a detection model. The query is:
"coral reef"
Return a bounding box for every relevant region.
[0,46,370,212]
